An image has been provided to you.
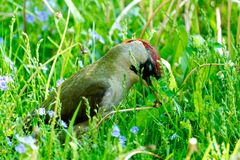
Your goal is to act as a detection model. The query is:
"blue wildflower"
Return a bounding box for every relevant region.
[37,11,48,22]
[60,120,68,128]
[0,75,9,91]
[130,126,139,134]
[0,37,3,44]
[119,135,126,147]
[15,144,26,153]
[89,29,105,44]
[112,125,120,137]
[17,135,37,150]
[48,110,55,118]
[26,14,35,23]
[56,79,64,87]
[37,108,46,116]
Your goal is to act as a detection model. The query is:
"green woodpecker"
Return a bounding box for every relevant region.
[41,39,161,126]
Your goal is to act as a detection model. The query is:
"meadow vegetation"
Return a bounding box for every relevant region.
[0,0,239,159]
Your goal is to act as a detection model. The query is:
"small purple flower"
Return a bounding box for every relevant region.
[0,37,3,44]
[56,79,64,87]
[48,110,55,118]
[0,75,9,91]
[119,135,126,147]
[36,11,48,22]
[17,135,37,150]
[26,14,35,23]
[130,126,139,134]
[112,125,120,137]
[89,30,105,44]
[37,108,46,116]
[60,120,68,128]
[0,80,8,91]
[15,144,26,153]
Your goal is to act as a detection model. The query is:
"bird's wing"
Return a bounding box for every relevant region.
[60,79,110,124]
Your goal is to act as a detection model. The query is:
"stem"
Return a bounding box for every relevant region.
[109,0,141,37]
[227,0,232,56]
[96,106,158,128]
[19,42,80,97]
[140,0,170,38]
[236,9,240,46]
[47,9,71,159]
[155,0,175,47]
[44,9,69,99]
[23,0,26,33]
[149,0,153,30]
[216,7,223,55]
[181,63,225,88]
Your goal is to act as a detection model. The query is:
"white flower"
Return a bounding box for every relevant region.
[40,63,48,73]
[48,110,55,118]
[189,137,197,145]
[226,60,235,67]
[217,71,224,80]
[78,60,84,68]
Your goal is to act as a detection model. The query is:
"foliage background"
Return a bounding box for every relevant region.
[0,0,239,159]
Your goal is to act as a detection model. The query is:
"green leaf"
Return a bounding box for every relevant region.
[192,35,205,48]
[173,26,188,64]
[193,82,203,114]
[161,58,178,91]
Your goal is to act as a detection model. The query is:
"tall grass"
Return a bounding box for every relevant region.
[0,0,239,159]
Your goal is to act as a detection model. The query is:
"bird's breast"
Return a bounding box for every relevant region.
[100,77,124,112]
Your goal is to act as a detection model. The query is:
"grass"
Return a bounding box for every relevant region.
[0,0,240,159]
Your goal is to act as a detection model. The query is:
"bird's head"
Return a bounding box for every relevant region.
[124,39,161,84]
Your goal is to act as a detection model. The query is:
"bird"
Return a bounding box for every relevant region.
[41,39,161,128]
